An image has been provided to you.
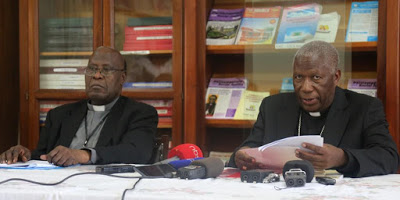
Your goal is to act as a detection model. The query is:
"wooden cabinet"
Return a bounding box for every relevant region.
[183,0,400,155]
[19,0,183,150]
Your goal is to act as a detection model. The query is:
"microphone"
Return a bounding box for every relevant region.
[167,143,203,159]
[282,160,314,187]
[282,160,314,183]
[154,143,203,165]
[168,157,203,170]
[177,157,224,179]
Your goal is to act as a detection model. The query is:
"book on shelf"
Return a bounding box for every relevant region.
[40,84,85,90]
[280,77,294,93]
[40,18,93,52]
[41,17,93,27]
[40,80,85,90]
[158,117,172,127]
[123,25,173,51]
[127,17,172,27]
[40,100,74,125]
[139,100,173,117]
[124,25,173,35]
[206,8,244,45]
[40,67,85,74]
[44,27,93,35]
[233,90,270,120]
[123,81,172,88]
[275,3,322,49]
[345,1,378,42]
[235,6,282,45]
[40,74,85,81]
[242,135,323,171]
[40,59,89,67]
[347,78,377,97]
[205,77,248,119]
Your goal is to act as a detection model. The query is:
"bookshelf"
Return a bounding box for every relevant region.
[19,0,183,150]
[183,0,400,156]
[16,0,400,158]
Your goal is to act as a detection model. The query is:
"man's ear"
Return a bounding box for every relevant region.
[120,72,126,86]
[334,69,341,85]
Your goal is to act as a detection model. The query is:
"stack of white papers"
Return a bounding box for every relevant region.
[242,135,323,171]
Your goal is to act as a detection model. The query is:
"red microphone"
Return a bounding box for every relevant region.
[168,143,203,159]
[154,143,203,165]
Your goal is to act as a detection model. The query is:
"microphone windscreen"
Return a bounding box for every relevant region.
[191,157,224,178]
[168,143,203,159]
[168,158,203,169]
[282,160,314,183]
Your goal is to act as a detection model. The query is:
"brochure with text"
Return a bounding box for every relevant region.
[205,77,248,119]
[345,1,378,42]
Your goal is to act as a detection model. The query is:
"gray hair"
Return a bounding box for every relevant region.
[293,41,339,74]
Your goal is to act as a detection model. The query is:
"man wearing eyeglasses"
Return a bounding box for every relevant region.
[0,46,158,166]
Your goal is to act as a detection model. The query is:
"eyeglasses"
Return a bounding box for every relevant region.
[84,66,125,77]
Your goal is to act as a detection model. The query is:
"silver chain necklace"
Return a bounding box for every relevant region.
[297,112,325,136]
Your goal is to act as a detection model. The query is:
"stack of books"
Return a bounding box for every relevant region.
[40,18,93,52]
[139,100,173,127]
[40,59,87,89]
[123,17,173,51]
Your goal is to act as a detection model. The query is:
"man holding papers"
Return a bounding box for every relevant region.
[228,41,399,177]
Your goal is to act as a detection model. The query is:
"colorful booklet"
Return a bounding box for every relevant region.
[312,12,341,43]
[345,1,378,42]
[235,6,282,45]
[205,77,248,119]
[234,90,270,120]
[347,78,377,97]
[275,3,322,49]
[206,8,244,45]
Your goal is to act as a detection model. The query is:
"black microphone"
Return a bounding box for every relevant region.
[282,160,314,187]
[176,157,224,179]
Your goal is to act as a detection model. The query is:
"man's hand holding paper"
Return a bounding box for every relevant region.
[239,136,323,171]
[295,143,348,170]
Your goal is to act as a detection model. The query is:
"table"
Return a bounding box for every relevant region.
[1,165,399,200]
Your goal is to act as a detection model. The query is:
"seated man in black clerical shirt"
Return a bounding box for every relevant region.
[0,46,158,166]
[228,40,399,177]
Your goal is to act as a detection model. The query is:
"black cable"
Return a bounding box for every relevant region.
[0,172,144,186]
[121,178,143,200]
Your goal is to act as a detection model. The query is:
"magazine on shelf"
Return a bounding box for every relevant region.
[233,90,270,120]
[235,6,282,45]
[205,77,248,119]
[347,78,377,97]
[311,12,340,43]
[280,77,294,93]
[206,8,244,45]
[275,3,322,49]
[242,135,323,170]
[345,1,378,42]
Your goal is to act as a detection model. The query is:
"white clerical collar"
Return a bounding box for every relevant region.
[92,105,105,111]
[309,112,321,117]
[87,97,119,112]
